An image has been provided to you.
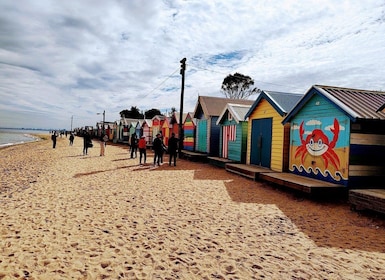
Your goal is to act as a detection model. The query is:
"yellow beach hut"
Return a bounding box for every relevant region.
[245,90,303,172]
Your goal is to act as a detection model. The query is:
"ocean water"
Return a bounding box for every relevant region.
[0,129,49,148]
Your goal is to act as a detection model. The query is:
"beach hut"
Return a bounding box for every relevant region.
[282,85,385,188]
[116,118,131,143]
[151,115,165,141]
[170,111,182,137]
[244,90,303,171]
[141,119,153,146]
[216,104,252,163]
[135,120,143,137]
[183,112,196,151]
[161,117,172,145]
[193,96,254,156]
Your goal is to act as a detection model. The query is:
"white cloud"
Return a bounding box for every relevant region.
[1,0,385,129]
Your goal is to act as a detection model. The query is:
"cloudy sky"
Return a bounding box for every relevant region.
[1,0,385,130]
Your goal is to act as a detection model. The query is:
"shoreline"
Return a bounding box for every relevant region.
[1,136,385,278]
[0,133,48,150]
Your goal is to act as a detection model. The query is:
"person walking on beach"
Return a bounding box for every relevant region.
[99,133,107,156]
[83,131,92,155]
[130,133,138,159]
[69,133,74,146]
[152,133,162,166]
[138,135,147,165]
[51,131,58,148]
[159,132,166,164]
[168,133,179,166]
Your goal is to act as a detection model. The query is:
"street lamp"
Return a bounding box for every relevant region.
[97,110,105,135]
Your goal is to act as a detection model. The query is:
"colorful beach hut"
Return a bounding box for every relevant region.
[216,104,252,163]
[244,90,303,171]
[141,119,153,145]
[151,115,165,141]
[170,111,182,137]
[193,96,254,156]
[162,117,172,145]
[183,112,196,151]
[282,85,385,188]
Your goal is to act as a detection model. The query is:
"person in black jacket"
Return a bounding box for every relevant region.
[51,131,58,148]
[152,133,163,166]
[130,133,138,159]
[83,131,91,155]
[168,133,179,166]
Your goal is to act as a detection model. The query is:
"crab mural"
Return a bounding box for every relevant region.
[295,118,340,169]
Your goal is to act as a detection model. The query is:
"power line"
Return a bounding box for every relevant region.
[143,67,180,97]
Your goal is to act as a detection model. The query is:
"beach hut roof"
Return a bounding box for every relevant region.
[377,102,385,113]
[141,119,152,128]
[193,95,254,119]
[120,117,141,126]
[170,112,189,124]
[216,104,252,125]
[245,90,303,119]
[152,115,165,121]
[283,85,385,124]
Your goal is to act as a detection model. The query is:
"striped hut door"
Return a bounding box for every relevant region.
[222,125,236,159]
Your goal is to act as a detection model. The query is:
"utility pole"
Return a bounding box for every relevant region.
[97,110,106,136]
[70,115,73,132]
[178,58,186,157]
[102,110,105,134]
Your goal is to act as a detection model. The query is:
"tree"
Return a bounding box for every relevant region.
[169,107,177,117]
[120,106,144,119]
[221,72,260,99]
[145,108,162,119]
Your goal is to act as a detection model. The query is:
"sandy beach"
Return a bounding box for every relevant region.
[1,135,385,279]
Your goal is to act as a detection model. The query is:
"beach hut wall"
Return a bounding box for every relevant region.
[141,119,153,145]
[135,120,143,137]
[162,117,172,146]
[283,85,385,188]
[183,112,196,151]
[151,115,165,141]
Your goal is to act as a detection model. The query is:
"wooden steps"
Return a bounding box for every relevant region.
[349,189,385,214]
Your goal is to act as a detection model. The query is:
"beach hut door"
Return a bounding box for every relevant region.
[250,118,272,167]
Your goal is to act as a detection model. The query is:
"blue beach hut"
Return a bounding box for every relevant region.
[283,85,385,188]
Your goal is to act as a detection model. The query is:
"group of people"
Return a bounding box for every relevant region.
[129,133,148,165]
[152,132,179,166]
[51,131,75,148]
[129,132,179,166]
[54,129,179,165]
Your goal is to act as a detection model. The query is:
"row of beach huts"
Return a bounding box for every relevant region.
[77,84,385,214]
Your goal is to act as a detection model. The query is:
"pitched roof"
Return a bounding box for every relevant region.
[141,119,152,128]
[283,85,385,123]
[216,104,252,125]
[120,117,141,126]
[245,90,303,118]
[193,96,254,118]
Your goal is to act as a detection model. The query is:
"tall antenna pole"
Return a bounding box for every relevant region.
[178,58,186,156]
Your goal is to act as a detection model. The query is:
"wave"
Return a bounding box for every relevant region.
[290,164,348,186]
